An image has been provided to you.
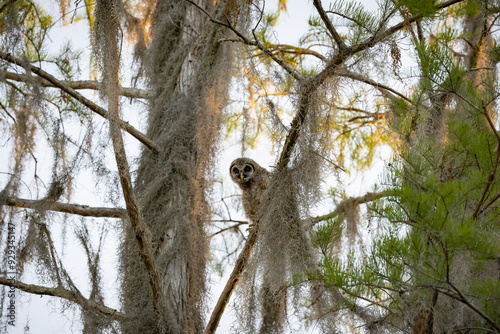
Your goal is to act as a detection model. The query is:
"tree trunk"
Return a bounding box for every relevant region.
[119,1,248,333]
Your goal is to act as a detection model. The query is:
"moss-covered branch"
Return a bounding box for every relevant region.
[205,227,258,334]
[308,191,393,227]
[0,51,160,155]
[0,277,126,320]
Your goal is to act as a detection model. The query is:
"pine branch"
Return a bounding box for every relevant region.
[1,70,151,99]
[0,277,126,320]
[0,195,126,218]
[312,0,347,51]
[0,51,160,155]
[350,0,464,54]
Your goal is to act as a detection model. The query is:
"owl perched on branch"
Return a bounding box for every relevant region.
[230,158,271,226]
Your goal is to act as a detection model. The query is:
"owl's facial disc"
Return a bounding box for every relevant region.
[230,163,254,184]
[231,166,243,182]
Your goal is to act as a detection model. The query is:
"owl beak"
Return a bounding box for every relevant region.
[240,174,244,181]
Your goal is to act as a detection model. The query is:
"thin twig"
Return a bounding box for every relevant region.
[473,106,500,219]
[336,69,411,102]
[210,222,248,238]
[268,44,327,62]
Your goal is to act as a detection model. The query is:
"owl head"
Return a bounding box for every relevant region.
[230,158,258,185]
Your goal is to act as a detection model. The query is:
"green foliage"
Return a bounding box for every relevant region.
[328,0,380,41]
[396,0,437,17]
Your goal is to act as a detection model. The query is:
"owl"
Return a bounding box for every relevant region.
[230,158,271,226]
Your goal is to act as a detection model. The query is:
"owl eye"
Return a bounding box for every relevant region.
[232,167,240,174]
[244,165,252,172]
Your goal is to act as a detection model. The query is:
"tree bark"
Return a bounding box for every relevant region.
[120,1,248,333]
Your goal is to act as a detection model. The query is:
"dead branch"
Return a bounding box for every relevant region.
[0,195,127,218]
[210,221,249,238]
[0,277,126,320]
[0,51,160,155]
[0,70,151,99]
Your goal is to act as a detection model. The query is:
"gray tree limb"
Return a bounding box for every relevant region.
[0,70,151,99]
[0,195,126,218]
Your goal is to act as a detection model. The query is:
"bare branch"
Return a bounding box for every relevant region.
[1,70,151,99]
[0,195,127,218]
[0,51,160,155]
[210,221,248,238]
[0,277,126,320]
